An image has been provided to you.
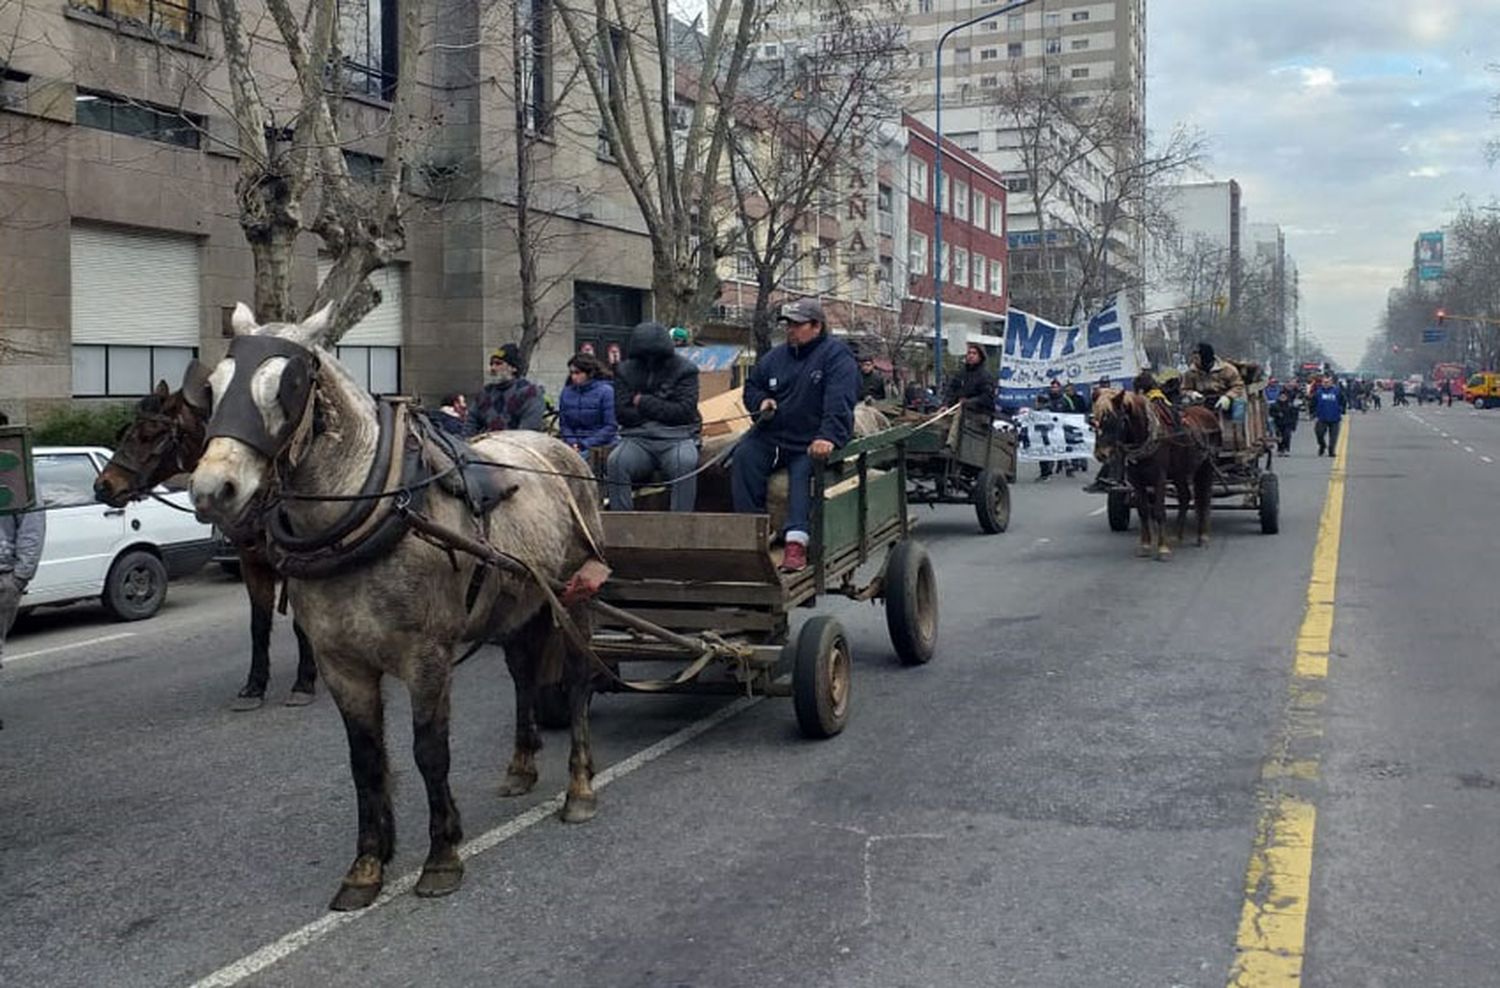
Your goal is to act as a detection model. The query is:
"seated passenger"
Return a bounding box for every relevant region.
[558,352,617,457]
[944,343,998,412]
[731,298,858,574]
[606,322,701,512]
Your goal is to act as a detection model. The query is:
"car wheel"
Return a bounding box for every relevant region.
[103,550,168,621]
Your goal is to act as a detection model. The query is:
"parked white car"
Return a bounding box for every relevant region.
[22,446,215,621]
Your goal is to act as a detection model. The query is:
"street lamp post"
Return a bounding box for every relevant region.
[932,0,1040,391]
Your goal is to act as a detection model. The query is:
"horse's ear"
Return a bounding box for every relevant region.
[154,379,171,399]
[181,359,213,411]
[291,302,335,347]
[230,302,259,336]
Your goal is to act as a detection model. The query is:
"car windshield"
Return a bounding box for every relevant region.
[33,453,100,508]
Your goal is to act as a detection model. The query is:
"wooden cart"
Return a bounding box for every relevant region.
[893,406,1017,534]
[575,424,937,739]
[1104,381,1280,535]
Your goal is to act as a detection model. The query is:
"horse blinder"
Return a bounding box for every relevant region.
[205,335,319,459]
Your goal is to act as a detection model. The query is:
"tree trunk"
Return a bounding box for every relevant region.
[751,273,777,357]
[248,225,299,323]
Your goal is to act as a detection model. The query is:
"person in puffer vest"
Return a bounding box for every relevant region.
[466,343,545,435]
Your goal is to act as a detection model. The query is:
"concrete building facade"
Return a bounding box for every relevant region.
[0,0,655,424]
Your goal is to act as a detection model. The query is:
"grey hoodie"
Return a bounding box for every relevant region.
[0,509,46,583]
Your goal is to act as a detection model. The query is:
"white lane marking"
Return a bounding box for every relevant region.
[1451,439,1461,446]
[1484,456,1494,464]
[1465,446,1475,453]
[187,694,763,988]
[1088,505,1107,517]
[6,632,136,665]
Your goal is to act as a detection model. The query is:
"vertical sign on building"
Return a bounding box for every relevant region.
[1416,231,1444,281]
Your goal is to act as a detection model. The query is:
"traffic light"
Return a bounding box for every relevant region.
[0,426,35,515]
[1436,308,1447,325]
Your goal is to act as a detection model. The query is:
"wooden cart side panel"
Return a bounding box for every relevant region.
[820,469,902,557]
[601,512,780,584]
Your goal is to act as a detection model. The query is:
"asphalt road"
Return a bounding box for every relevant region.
[1,409,1496,987]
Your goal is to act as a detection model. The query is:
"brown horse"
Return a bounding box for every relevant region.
[94,371,317,708]
[1093,387,1219,559]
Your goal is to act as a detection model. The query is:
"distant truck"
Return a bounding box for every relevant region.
[1465,372,1500,409]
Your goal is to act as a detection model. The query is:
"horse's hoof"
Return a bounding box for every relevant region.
[498,770,538,798]
[1197,538,1210,548]
[329,880,382,911]
[230,693,265,712]
[1157,547,1173,561]
[415,858,464,898]
[559,792,597,824]
[1136,545,1152,558]
[283,689,315,707]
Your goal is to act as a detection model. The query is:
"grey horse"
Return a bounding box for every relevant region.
[190,304,606,911]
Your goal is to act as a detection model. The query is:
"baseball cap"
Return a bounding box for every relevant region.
[777,298,826,325]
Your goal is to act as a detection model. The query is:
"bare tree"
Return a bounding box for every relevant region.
[211,0,428,335]
[553,0,759,330]
[987,69,1203,324]
[723,0,903,354]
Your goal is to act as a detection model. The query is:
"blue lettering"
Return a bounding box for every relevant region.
[1006,311,1055,360]
[1061,327,1082,356]
[1087,304,1122,347]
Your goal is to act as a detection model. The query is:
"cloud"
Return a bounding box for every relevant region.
[1149,0,1500,366]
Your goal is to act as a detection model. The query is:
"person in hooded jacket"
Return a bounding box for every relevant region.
[944,343,998,412]
[606,322,701,511]
[558,352,617,456]
[733,298,858,573]
[466,343,546,434]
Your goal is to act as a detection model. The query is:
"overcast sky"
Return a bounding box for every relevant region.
[1148,0,1500,367]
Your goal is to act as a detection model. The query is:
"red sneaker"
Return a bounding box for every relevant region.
[780,541,808,573]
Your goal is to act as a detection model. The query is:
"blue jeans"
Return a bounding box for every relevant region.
[606,436,699,511]
[731,434,814,542]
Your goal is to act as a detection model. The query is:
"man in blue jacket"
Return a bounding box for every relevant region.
[733,298,859,573]
[1312,374,1345,456]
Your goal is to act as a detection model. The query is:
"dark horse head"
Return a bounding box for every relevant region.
[94,361,214,507]
[1091,387,1140,463]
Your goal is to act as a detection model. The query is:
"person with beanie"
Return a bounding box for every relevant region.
[466,343,545,434]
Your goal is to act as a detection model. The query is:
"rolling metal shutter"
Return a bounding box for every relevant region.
[70,226,201,346]
[317,260,404,346]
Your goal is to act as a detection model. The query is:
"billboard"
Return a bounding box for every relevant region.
[1416,231,1444,281]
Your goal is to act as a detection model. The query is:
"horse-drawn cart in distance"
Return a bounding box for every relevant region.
[886,405,1016,535]
[1103,365,1281,536]
[573,420,937,739]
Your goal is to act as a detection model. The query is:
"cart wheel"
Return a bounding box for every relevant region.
[792,616,852,739]
[535,684,572,730]
[1258,473,1280,535]
[973,469,1011,534]
[884,540,937,666]
[1107,491,1131,532]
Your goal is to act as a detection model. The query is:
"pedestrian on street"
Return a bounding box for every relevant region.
[1061,382,1090,476]
[558,352,617,457]
[466,344,546,434]
[732,298,858,573]
[1440,377,1453,407]
[1269,389,1299,454]
[0,414,47,732]
[1037,381,1066,481]
[1393,380,1407,406]
[607,322,702,512]
[1313,375,1344,456]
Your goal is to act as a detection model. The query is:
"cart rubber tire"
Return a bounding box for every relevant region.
[884,540,938,666]
[1107,491,1131,532]
[103,549,168,621]
[792,616,852,739]
[973,469,1011,534]
[1258,472,1281,535]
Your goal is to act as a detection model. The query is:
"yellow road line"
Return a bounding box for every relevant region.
[1227,421,1350,986]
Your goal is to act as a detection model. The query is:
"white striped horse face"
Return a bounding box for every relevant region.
[189,303,331,529]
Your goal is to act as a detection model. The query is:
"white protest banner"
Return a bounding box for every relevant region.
[1013,409,1095,463]
[997,295,1140,406]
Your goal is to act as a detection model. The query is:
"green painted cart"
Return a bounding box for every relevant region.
[577,423,937,739]
[895,407,1017,534]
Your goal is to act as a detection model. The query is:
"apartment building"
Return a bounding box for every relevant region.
[904,113,1009,354]
[0,0,654,422]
